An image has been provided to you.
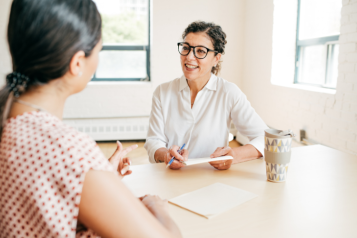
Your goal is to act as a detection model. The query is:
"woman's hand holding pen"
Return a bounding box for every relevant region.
[165,145,188,170]
[109,141,138,176]
[209,146,235,170]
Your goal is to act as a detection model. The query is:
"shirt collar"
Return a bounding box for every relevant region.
[179,74,218,92]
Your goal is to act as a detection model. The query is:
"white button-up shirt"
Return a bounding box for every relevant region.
[144,74,268,163]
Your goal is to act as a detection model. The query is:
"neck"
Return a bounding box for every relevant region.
[10,79,70,120]
[187,72,211,94]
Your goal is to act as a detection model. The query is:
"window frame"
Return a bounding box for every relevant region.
[92,1,151,82]
[294,0,339,89]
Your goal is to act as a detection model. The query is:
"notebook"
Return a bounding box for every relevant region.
[182,156,233,166]
[168,183,257,219]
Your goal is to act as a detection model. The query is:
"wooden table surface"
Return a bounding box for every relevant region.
[123,145,357,238]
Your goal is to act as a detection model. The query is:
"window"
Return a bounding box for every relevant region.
[295,0,341,88]
[93,0,150,81]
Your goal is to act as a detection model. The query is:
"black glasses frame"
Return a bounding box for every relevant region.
[177,42,218,59]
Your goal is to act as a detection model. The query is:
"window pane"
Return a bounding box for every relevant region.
[299,0,341,40]
[96,51,147,78]
[298,45,326,85]
[325,44,339,88]
[94,0,148,45]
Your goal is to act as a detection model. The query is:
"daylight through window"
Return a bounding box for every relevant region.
[93,0,150,81]
[295,0,341,88]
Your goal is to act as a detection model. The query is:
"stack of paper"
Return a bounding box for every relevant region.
[169,183,257,219]
[182,156,233,166]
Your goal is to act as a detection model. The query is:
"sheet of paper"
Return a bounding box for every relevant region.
[169,183,257,219]
[183,156,233,166]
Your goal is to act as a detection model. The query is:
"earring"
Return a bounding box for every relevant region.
[78,72,83,77]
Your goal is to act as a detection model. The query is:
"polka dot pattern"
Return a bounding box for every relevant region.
[0,111,114,238]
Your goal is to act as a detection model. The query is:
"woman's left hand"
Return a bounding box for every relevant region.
[209,146,235,170]
[109,141,138,176]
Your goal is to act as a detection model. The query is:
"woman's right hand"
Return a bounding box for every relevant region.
[165,145,188,170]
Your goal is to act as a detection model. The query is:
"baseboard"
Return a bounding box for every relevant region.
[63,117,149,141]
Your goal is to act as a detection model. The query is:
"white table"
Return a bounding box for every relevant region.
[123,145,357,238]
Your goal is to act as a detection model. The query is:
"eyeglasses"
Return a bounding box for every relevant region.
[177,42,218,59]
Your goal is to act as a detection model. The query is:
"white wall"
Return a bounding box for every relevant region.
[2,0,356,155]
[242,0,357,155]
[0,0,245,140]
[0,0,245,115]
[0,0,12,82]
[63,0,245,119]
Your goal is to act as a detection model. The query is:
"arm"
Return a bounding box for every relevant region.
[209,144,262,170]
[209,84,267,170]
[144,89,169,163]
[231,144,262,164]
[78,170,182,238]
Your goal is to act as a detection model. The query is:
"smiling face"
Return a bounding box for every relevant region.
[180,32,221,83]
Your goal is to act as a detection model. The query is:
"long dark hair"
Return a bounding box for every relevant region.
[182,21,227,75]
[0,0,102,137]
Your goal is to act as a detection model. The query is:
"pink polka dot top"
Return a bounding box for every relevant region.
[0,111,114,238]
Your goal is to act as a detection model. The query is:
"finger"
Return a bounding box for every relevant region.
[170,149,184,161]
[139,194,149,201]
[124,170,132,176]
[118,157,127,173]
[121,165,130,175]
[209,161,222,165]
[170,160,185,169]
[123,157,131,166]
[116,141,123,152]
[169,145,184,161]
[209,147,223,158]
[180,149,189,161]
[109,141,123,164]
[210,147,230,158]
[209,159,230,165]
[110,141,124,163]
[121,144,138,156]
[170,145,180,151]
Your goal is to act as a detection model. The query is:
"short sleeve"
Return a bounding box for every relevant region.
[0,112,114,238]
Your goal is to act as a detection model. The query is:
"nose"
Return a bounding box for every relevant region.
[186,48,196,60]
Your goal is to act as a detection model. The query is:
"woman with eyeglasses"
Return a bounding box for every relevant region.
[0,0,182,237]
[144,21,268,170]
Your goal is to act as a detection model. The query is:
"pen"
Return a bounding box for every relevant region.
[166,143,186,168]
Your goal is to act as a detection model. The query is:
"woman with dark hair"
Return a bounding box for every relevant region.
[145,21,268,170]
[0,0,181,237]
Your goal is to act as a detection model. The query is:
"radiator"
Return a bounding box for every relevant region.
[63,117,150,141]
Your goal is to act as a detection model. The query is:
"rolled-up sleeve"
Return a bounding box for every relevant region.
[144,88,168,163]
[229,86,268,156]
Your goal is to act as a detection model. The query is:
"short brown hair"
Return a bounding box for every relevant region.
[182,21,227,75]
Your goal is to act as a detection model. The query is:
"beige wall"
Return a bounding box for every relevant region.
[0,0,12,84]
[1,0,356,154]
[0,0,245,119]
[242,0,357,155]
[61,0,245,119]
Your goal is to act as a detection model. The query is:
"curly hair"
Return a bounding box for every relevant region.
[182,21,227,75]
